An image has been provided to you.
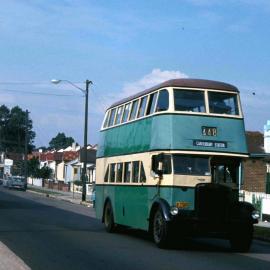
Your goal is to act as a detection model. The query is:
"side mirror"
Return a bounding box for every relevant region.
[152,153,165,178]
[157,161,164,177]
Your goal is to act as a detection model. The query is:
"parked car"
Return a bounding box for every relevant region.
[2,178,9,187]
[7,176,27,191]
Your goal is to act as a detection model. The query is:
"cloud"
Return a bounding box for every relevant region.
[122,68,188,97]
[91,68,188,114]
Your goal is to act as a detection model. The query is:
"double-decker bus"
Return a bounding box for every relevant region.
[95,78,259,251]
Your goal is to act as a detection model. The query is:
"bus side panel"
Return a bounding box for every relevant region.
[95,185,105,219]
[116,186,149,230]
[97,115,248,158]
[96,185,195,229]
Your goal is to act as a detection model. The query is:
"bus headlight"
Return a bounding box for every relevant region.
[251,210,260,220]
[170,207,179,216]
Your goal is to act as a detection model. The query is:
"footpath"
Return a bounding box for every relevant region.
[27,185,93,207]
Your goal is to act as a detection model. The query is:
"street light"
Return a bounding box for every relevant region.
[51,79,93,201]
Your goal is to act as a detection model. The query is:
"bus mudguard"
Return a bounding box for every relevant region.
[230,201,258,223]
[150,198,172,222]
[102,197,112,223]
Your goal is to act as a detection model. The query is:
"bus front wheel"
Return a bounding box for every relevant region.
[104,202,115,233]
[230,223,253,252]
[152,208,170,248]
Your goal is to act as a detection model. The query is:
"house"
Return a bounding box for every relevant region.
[64,159,81,183]
[243,131,270,193]
[241,121,270,221]
[78,145,97,184]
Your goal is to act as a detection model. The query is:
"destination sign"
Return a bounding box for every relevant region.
[202,126,217,136]
[193,140,227,148]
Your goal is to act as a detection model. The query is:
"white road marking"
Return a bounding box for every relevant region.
[0,241,31,270]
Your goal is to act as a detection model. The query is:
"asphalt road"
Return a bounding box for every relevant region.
[0,186,270,270]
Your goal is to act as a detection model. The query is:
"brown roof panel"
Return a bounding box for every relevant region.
[108,78,239,109]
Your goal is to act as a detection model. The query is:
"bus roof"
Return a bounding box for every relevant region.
[108,78,239,109]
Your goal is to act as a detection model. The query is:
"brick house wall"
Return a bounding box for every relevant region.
[242,158,267,193]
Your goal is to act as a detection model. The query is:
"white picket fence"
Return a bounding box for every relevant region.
[27,177,43,187]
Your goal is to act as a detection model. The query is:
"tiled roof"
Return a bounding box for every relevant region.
[246,131,264,154]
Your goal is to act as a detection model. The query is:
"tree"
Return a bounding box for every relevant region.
[0,105,35,153]
[37,166,53,179]
[26,157,53,179]
[49,132,75,150]
[27,157,40,178]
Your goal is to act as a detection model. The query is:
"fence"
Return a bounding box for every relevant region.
[70,183,93,196]
[27,177,43,187]
[27,177,93,195]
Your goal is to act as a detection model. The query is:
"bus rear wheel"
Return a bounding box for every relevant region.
[152,208,170,248]
[104,202,115,233]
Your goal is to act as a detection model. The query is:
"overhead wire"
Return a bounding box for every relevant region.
[0,88,83,97]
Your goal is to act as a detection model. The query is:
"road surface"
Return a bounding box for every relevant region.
[0,186,270,270]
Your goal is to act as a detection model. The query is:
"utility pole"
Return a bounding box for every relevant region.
[51,79,92,201]
[82,80,91,201]
[24,110,29,181]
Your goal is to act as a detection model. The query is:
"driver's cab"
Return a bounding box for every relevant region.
[210,156,241,189]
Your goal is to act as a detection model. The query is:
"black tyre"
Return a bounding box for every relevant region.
[104,202,115,233]
[152,208,170,248]
[230,223,253,252]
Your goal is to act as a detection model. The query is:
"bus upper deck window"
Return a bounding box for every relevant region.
[156,89,169,112]
[108,108,116,127]
[174,89,206,112]
[115,106,123,125]
[146,92,158,115]
[129,100,139,121]
[208,92,239,115]
[103,111,110,128]
[137,96,148,118]
[122,103,131,123]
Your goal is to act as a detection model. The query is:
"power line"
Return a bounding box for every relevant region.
[0,81,83,85]
[0,88,83,97]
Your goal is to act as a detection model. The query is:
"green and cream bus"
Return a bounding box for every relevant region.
[95,78,259,251]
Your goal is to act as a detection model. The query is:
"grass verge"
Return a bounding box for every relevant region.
[27,186,62,196]
[254,225,270,240]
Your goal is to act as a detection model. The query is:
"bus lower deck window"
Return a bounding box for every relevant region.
[124,162,131,182]
[116,163,123,182]
[132,161,140,182]
[110,163,116,182]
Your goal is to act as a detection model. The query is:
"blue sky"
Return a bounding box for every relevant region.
[0,0,269,147]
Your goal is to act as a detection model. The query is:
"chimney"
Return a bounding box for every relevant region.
[264,120,270,153]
